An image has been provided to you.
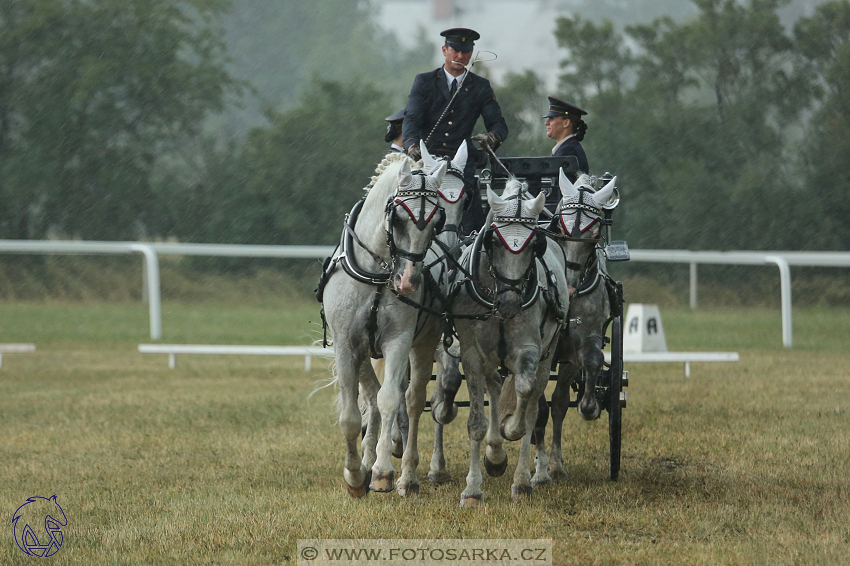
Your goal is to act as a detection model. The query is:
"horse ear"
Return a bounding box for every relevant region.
[398,158,413,187]
[559,168,579,201]
[421,140,438,172]
[486,187,505,210]
[527,191,547,217]
[431,160,448,186]
[592,176,617,207]
[451,140,468,172]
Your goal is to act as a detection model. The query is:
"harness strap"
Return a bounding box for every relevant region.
[367,285,384,359]
[344,213,390,272]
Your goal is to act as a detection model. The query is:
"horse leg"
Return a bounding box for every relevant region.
[359,368,381,473]
[512,431,536,499]
[338,352,369,497]
[397,344,433,496]
[391,369,410,459]
[548,363,577,481]
[370,345,411,492]
[500,348,541,441]
[429,347,456,484]
[484,370,508,477]
[531,393,551,486]
[577,336,605,421]
[429,421,451,484]
[460,355,488,508]
[431,343,462,425]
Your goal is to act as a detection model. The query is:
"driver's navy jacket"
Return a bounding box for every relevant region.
[553,137,589,184]
[402,67,508,159]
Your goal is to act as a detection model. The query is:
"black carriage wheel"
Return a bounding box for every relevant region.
[608,315,623,481]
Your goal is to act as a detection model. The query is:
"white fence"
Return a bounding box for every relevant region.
[1,240,848,347]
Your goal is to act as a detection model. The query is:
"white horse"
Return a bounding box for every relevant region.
[532,170,618,481]
[370,141,472,495]
[449,180,569,506]
[320,150,448,497]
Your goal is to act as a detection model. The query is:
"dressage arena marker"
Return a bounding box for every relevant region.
[138,344,332,370]
[0,343,36,368]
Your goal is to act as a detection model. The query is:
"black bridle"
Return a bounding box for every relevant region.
[385,172,445,265]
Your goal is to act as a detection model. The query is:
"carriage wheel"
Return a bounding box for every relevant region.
[608,315,623,481]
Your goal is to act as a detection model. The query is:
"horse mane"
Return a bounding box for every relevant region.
[369,152,420,187]
[503,177,523,197]
[574,173,595,191]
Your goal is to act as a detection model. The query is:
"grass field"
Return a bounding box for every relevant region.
[1,299,849,565]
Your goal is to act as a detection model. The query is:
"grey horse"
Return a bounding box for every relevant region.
[320,153,448,497]
[531,171,618,483]
[447,181,569,506]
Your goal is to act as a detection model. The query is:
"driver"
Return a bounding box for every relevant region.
[543,96,589,212]
[402,27,509,235]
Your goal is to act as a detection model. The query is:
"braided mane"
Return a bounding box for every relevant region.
[369,152,421,187]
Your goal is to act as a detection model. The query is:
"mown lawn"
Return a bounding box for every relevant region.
[1,301,848,565]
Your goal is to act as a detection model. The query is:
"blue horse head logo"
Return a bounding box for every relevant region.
[12,495,67,557]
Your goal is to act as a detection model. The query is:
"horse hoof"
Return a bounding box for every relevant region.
[432,402,458,425]
[484,455,508,477]
[580,403,601,421]
[460,494,483,508]
[392,445,404,459]
[397,482,419,496]
[346,480,369,499]
[511,484,533,499]
[549,468,568,483]
[500,415,522,441]
[531,475,553,488]
[428,470,451,485]
[370,471,395,492]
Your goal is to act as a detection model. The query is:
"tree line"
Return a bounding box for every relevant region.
[1,0,848,252]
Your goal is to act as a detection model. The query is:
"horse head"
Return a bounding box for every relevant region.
[387,158,448,293]
[483,180,547,319]
[421,140,469,247]
[556,169,617,288]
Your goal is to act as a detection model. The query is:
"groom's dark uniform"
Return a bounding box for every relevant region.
[402,28,508,234]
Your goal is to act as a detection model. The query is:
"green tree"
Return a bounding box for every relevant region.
[199,78,392,246]
[795,0,850,249]
[0,0,237,240]
[553,1,812,251]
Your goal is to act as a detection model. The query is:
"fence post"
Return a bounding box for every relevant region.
[130,244,162,340]
[689,262,698,309]
[764,255,792,347]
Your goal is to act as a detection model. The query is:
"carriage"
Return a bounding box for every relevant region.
[319,143,630,501]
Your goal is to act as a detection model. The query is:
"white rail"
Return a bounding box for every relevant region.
[628,250,850,347]
[1,240,848,347]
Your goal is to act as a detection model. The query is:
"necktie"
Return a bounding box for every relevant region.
[450,78,457,95]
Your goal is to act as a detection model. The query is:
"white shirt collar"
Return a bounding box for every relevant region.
[443,67,467,91]
[391,143,404,152]
[551,134,576,155]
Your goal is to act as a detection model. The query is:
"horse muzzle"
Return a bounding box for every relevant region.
[393,259,423,294]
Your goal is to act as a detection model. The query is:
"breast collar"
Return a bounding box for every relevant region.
[338,198,391,286]
[460,227,540,311]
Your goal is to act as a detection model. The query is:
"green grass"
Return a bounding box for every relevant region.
[1,301,849,565]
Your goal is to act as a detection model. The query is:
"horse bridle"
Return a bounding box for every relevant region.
[481,193,547,306]
[385,172,446,266]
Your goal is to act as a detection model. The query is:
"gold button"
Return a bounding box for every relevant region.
[445,133,449,136]
[443,143,447,146]
[448,121,453,125]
